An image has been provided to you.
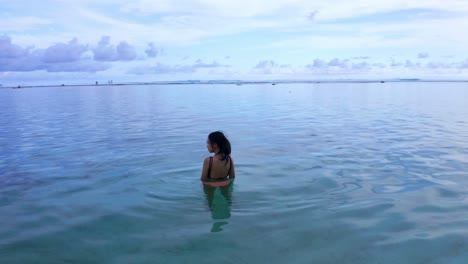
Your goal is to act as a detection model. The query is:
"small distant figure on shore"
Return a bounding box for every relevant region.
[96,81,98,86]
[201,131,235,187]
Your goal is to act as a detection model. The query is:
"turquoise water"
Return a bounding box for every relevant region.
[1,83,468,263]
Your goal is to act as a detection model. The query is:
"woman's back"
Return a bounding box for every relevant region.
[201,131,236,185]
[207,156,233,179]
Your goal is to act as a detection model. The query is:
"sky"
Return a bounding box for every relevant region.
[1,0,468,85]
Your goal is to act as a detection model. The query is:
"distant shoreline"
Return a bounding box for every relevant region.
[1,79,468,89]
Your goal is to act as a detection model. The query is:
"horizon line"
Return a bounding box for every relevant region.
[2,78,468,89]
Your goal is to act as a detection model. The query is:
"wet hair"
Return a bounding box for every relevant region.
[208,131,231,164]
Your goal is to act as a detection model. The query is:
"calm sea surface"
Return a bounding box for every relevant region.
[1,82,468,263]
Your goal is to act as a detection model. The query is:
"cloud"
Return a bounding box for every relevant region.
[193,59,228,68]
[130,60,229,75]
[253,60,292,74]
[254,60,277,69]
[0,35,110,72]
[391,61,403,67]
[309,59,326,68]
[145,42,158,57]
[0,55,109,73]
[93,36,137,61]
[0,35,30,58]
[350,61,386,70]
[120,0,299,18]
[254,60,278,74]
[45,61,110,72]
[352,56,370,60]
[6,0,468,56]
[350,62,371,70]
[328,58,348,67]
[0,36,42,71]
[389,60,422,68]
[0,56,41,72]
[458,60,468,69]
[307,10,319,21]
[117,42,137,60]
[418,52,429,58]
[425,61,460,69]
[405,60,417,67]
[0,16,53,31]
[2,35,166,74]
[304,59,349,76]
[306,58,348,69]
[302,58,389,75]
[43,38,89,63]
[130,63,193,75]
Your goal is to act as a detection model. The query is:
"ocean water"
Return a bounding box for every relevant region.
[1,82,468,263]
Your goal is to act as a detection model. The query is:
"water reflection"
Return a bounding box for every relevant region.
[203,182,234,232]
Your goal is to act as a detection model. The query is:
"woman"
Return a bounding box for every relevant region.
[201,131,235,187]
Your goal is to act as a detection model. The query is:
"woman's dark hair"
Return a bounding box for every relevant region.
[208,131,231,163]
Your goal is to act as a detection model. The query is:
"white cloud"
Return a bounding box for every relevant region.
[120,0,299,17]
[193,59,228,68]
[418,52,429,59]
[426,61,455,69]
[116,0,468,21]
[458,59,468,69]
[145,43,158,58]
[309,59,326,68]
[253,60,279,74]
[2,0,468,82]
[130,63,193,75]
[352,56,371,60]
[43,38,89,63]
[255,60,277,69]
[116,42,138,61]
[306,58,349,69]
[45,62,110,73]
[351,62,372,70]
[404,60,418,68]
[0,36,41,71]
[298,0,468,21]
[0,16,53,31]
[129,59,229,75]
[0,36,30,58]
[299,57,468,76]
[8,1,468,50]
[252,60,294,75]
[328,58,348,68]
[0,36,110,72]
[307,11,319,21]
[93,36,137,61]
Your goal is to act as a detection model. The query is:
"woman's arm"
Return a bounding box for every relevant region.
[228,158,235,179]
[200,157,210,181]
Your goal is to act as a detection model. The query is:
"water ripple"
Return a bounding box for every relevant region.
[2,83,468,263]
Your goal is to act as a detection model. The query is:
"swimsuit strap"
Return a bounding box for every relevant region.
[207,157,213,179]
